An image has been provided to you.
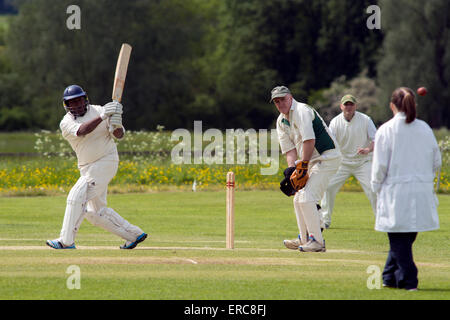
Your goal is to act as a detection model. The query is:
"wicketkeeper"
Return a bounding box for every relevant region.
[46,85,147,249]
[273,86,341,252]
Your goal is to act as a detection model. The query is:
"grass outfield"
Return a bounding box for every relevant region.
[0,191,449,300]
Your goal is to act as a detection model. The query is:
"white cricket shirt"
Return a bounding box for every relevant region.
[276,99,341,161]
[60,104,119,166]
[329,111,376,164]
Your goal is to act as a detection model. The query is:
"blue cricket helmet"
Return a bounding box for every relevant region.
[63,85,89,117]
[63,85,87,101]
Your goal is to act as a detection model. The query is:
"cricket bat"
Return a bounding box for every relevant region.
[112,43,132,103]
[110,43,132,132]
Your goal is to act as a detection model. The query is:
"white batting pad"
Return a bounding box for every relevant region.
[85,207,143,242]
[60,176,89,245]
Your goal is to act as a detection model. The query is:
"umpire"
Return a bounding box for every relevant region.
[371,87,441,290]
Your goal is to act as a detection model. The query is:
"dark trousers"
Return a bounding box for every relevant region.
[383,232,418,290]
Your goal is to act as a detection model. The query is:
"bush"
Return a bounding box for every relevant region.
[308,71,381,125]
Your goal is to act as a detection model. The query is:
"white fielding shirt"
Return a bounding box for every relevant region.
[329,111,377,164]
[371,112,441,232]
[276,99,341,161]
[60,105,119,166]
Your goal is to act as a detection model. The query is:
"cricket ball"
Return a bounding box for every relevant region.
[417,87,427,96]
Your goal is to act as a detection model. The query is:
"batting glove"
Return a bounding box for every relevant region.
[113,102,123,115]
[110,113,123,127]
[101,102,118,119]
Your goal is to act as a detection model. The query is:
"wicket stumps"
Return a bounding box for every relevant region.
[226,171,235,249]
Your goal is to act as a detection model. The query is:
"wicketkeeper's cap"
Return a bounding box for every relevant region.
[270,86,291,102]
[341,94,357,105]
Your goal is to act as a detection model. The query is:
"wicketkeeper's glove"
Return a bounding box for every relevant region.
[280,166,296,197]
[290,160,309,192]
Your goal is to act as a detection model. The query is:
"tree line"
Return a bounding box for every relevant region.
[0,0,448,131]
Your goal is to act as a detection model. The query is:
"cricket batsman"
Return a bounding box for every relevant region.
[273,86,341,252]
[46,85,147,249]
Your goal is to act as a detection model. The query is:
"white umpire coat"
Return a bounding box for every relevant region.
[371,112,441,233]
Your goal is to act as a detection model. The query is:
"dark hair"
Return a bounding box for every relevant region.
[391,87,417,123]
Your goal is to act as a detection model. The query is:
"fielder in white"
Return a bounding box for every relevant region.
[272,86,342,252]
[320,94,377,228]
[46,85,147,249]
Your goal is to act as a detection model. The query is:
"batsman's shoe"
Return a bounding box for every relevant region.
[299,236,326,253]
[120,232,148,250]
[283,234,308,250]
[46,239,76,249]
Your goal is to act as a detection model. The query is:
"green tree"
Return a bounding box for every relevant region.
[308,70,381,125]
[5,0,208,130]
[0,13,29,131]
[377,0,450,128]
[1,0,386,131]
[207,0,383,129]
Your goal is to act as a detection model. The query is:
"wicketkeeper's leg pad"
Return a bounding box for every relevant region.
[294,201,324,245]
[293,201,309,245]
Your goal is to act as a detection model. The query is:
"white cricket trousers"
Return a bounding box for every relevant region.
[293,156,341,245]
[320,160,377,226]
[59,158,143,245]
